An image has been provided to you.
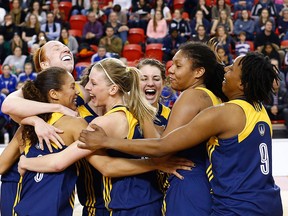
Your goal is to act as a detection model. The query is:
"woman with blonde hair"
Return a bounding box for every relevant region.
[22,13,41,48]
[18,58,192,215]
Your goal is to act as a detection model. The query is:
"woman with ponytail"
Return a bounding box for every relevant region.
[18,58,192,215]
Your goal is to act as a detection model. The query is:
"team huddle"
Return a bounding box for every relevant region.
[0,40,283,216]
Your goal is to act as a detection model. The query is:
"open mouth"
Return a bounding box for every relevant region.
[145,89,156,97]
[61,55,72,61]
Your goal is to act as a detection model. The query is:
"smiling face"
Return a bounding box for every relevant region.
[56,72,78,110]
[41,41,74,73]
[222,56,244,100]
[85,67,112,107]
[168,50,198,91]
[140,64,164,107]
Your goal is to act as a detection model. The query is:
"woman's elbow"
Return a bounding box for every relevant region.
[2,99,14,115]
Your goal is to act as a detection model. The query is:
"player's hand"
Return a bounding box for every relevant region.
[34,118,65,152]
[78,124,107,151]
[18,155,27,176]
[151,156,195,180]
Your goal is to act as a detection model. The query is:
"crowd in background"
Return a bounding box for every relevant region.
[0,0,287,139]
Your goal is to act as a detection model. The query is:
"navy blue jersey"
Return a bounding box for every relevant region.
[77,102,109,216]
[14,113,78,216]
[154,103,170,127]
[76,83,86,106]
[76,159,109,216]
[103,106,162,215]
[163,87,222,216]
[77,103,98,123]
[207,99,283,215]
[1,161,20,216]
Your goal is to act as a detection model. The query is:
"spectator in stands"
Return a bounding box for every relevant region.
[233,10,255,41]
[162,28,186,63]
[263,69,288,130]
[254,20,283,62]
[146,10,168,44]
[10,0,26,26]
[235,31,251,56]
[217,45,232,65]
[113,0,132,14]
[261,42,281,64]
[99,25,122,56]
[231,0,254,11]
[210,10,233,35]
[128,0,151,33]
[0,14,20,42]
[34,31,49,47]
[86,0,105,21]
[91,45,111,63]
[82,11,104,45]
[10,32,29,57]
[0,64,18,96]
[51,0,68,25]
[150,0,172,21]
[254,8,276,34]
[105,11,128,45]
[211,0,231,21]
[169,9,191,39]
[191,24,210,43]
[25,1,47,25]
[112,4,127,25]
[71,0,91,16]
[271,58,287,89]
[18,62,37,83]
[214,25,234,61]
[278,8,288,40]
[276,0,288,16]
[57,27,79,55]
[3,46,27,75]
[191,0,211,22]
[190,10,210,36]
[22,14,41,48]
[41,12,61,41]
[251,0,277,18]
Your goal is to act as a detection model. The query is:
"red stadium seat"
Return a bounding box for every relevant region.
[246,40,254,51]
[182,12,190,21]
[281,40,288,49]
[70,15,87,31]
[59,2,72,21]
[128,28,145,44]
[165,60,173,76]
[68,29,82,38]
[122,44,143,61]
[145,43,163,61]
[173,0,185,10]
[90,44,98,52]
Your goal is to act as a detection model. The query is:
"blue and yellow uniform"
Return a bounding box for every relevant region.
[163,87,221,216]
[0,161,20,216]
[76,105,109,216]
[154,103,170,127]
[77,103,99,124]
[103,106,163,216]
[76,83,86,106]
[14,113,78,216]
[207,99,283,215]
